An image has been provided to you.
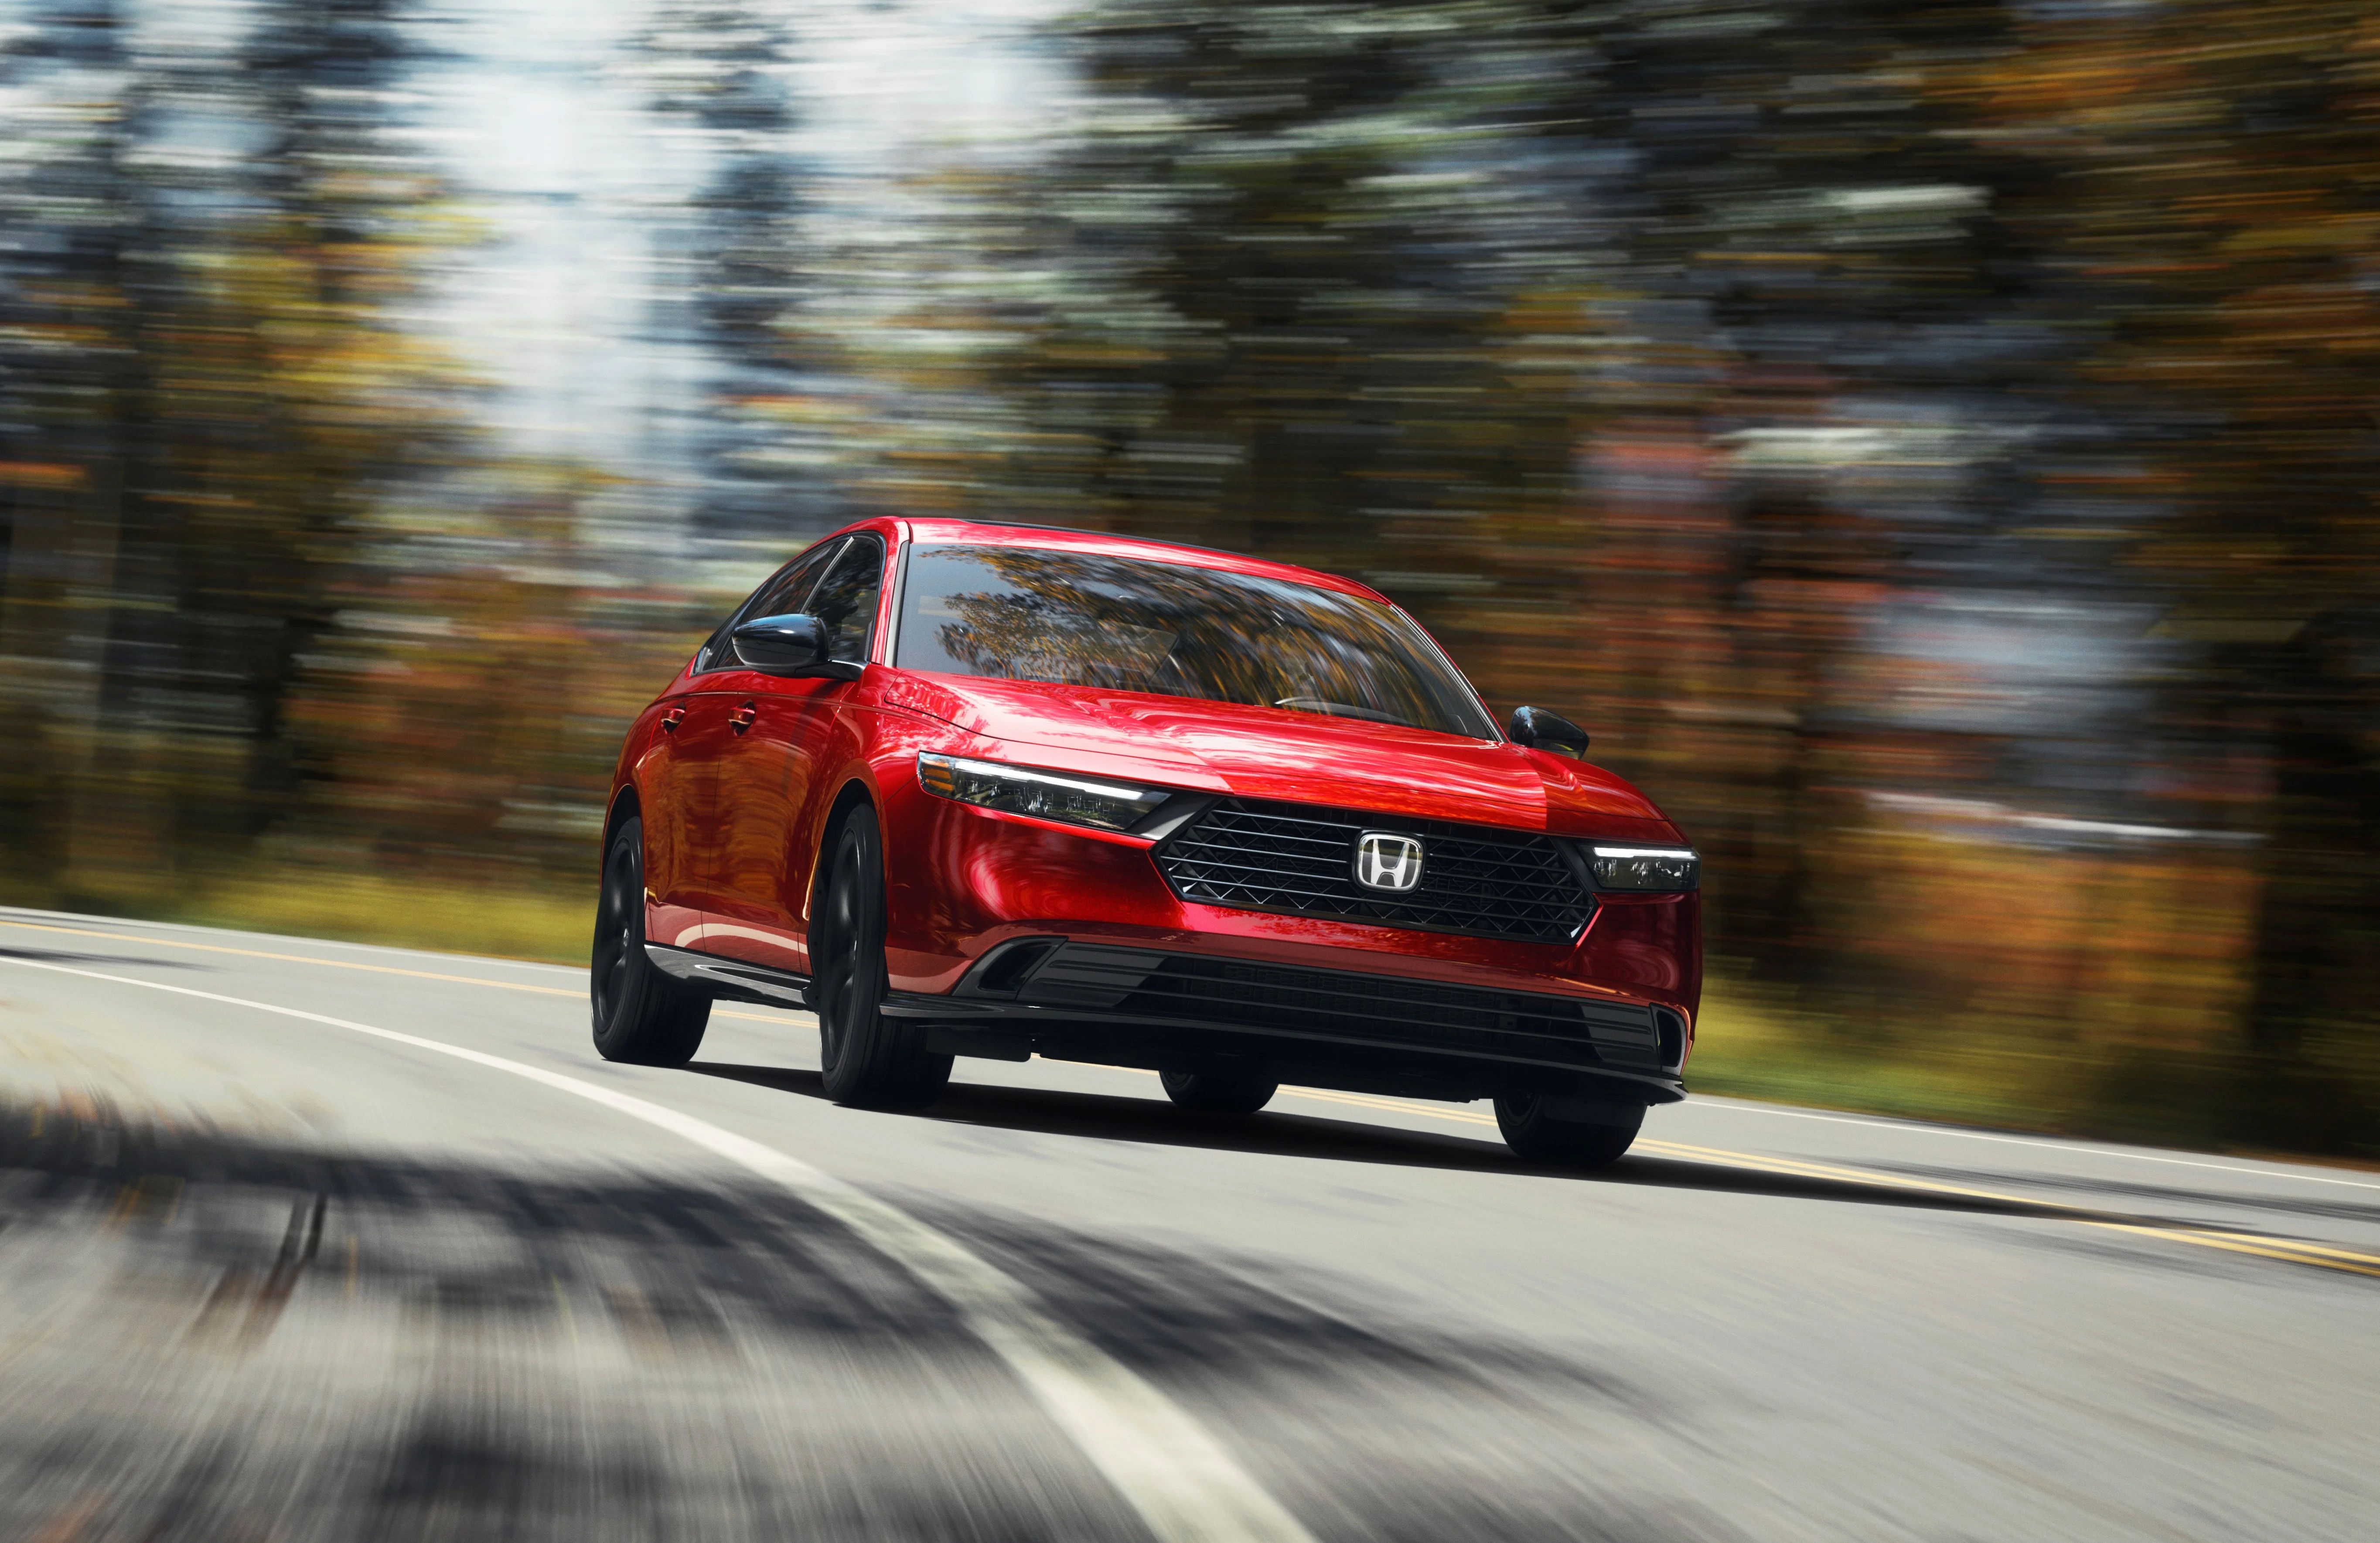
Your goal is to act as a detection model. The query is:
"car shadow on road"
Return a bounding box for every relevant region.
[680,1061,2057,1223]
[0,1085,1743,1543]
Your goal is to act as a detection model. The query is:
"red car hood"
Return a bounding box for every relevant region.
[876,672,1683,841]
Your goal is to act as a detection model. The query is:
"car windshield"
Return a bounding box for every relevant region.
[895,544,1498,739]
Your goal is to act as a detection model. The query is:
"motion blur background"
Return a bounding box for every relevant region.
[0,0,2373,1157]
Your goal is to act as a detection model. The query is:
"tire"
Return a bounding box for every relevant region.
[1159,1070,1277,1115]
[1493,1094,1643,1168]
[812,804,952,1110]
[590,816,712,1066]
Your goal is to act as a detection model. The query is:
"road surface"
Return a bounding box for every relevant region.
[0,905,2373,1543]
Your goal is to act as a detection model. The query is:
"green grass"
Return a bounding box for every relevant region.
[14,868,593,966]
[185,872,594,964]
[1684,984,2080,1134]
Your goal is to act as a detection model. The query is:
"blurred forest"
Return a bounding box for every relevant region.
[1,0,2376,1156]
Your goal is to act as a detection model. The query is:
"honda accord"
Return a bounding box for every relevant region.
[591,518,1700,1166]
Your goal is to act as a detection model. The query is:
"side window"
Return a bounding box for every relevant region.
[694,538,845,674]
[803,534,887,668]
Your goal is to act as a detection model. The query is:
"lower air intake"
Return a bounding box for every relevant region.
[1023,944,1663,1070]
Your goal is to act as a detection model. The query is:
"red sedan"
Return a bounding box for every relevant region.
[592,518,1700,1167]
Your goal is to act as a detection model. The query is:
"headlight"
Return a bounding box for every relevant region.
[1589,845,1699,892]
[917,752,1172,832]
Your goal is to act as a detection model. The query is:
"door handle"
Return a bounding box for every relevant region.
[730,701,758,735]
[659,706,685,734]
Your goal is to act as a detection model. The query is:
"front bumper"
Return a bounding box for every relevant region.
[877,762,1699,1100]
[886,940,1689,1106]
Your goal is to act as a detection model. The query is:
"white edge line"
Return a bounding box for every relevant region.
[1684,1097,2380,1192]
[0,954,1316,1543]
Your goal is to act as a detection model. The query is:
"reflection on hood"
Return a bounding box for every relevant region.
[879,671,1681,841]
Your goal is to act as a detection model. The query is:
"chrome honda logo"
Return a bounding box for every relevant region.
[1353,831,1425,892]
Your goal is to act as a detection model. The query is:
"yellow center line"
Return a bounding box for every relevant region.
[13,916,2376,1281]
[1282,1084,1497,1125]
[2085,1224,2380,1279]
[1641,1137,2057,1209]
[1268,1086,2380,1281]
[1640,1139,2380,1271]
[2206,1234,2380,1264]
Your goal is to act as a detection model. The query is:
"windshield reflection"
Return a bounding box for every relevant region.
[895,545,1497,740]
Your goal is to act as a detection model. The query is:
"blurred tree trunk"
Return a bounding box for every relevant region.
[1961,0,2380,1139]
[2243,612,2380,1145]
[0,0,142,892]
[0,0,474,903]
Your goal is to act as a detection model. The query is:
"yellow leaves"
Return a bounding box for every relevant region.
[0,462,87,490]
[2210,282,2380,361]
[0,321,118,354]
[1037,343,1173,365]
[2218,210,2380,257]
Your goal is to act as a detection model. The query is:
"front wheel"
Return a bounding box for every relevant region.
[1159,1070,1277,1115]
[1493,1094,1643,1168]
[590,816,711,1066]
[812,805,951,1110]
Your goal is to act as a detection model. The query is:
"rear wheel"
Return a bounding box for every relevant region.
[1493,1094,1643,1168]
[1159,1070,1277,1115]
[590,817,711,1066]
[813,805,951,1109]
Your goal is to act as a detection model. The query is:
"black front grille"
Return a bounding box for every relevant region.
[1155,797,1594,944]
[1023,944,1663,1070]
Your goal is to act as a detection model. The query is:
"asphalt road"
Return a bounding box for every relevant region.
[1,906,2374,1543]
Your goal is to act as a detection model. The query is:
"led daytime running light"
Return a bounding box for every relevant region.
[917,752,1171,832]
[1587,844,1699,892]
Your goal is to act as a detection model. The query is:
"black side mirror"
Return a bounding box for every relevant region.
[730,613,861,679]
[1507,705,1590,758]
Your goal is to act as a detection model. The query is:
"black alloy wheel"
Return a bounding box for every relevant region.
[812,804,952,1109]
[590,816,711,1066]
[1158,1070,1277,1116]
[1492,1094,1643,1168]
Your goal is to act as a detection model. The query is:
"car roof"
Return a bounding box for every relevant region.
[890,517,1390,603]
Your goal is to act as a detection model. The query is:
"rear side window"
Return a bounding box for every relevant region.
[695,537,845,674]
[803,534,887,668]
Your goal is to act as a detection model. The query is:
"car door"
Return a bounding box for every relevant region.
[640,691,732,950]
[703,531,887,974]
[652,539,846,950]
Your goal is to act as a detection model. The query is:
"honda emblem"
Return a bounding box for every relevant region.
[1353,831,1425,893]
